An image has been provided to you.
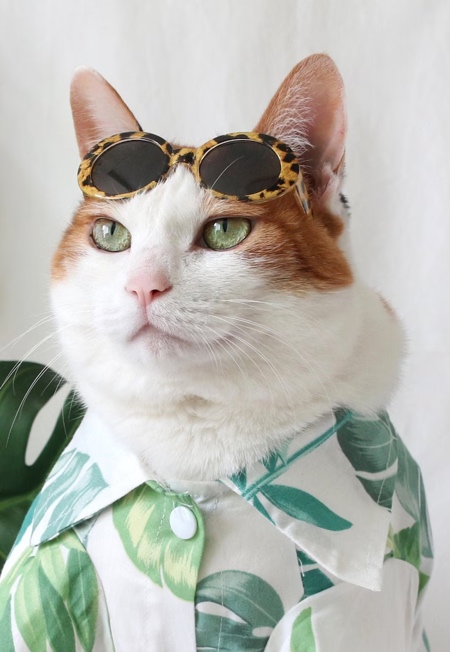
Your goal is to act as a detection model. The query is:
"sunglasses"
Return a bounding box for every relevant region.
[78,131,311,213]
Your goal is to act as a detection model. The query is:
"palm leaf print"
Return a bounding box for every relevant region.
[290,607,316,652]
[31,449,108,541]
[1,530,101,652]
[67,547,99,650]
[0,596,14,651]
[260,485,352,531]
[296,550,334,598]
[112,482,205,601]
[39,565,76,652]
[0,547,33,647]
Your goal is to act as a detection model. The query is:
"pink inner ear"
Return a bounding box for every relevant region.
[70,67,141,158]
[255,54,347,183]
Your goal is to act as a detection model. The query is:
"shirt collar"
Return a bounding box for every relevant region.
[28,408,397,591]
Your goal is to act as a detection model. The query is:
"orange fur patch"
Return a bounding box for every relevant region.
[207,191,352,292]
[51,199,108,281]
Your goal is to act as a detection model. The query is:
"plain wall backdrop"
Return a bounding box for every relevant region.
[0,0,448,648]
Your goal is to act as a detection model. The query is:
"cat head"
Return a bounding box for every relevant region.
[51,54,402,442]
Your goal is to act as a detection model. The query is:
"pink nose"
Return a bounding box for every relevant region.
[126,272,172,308]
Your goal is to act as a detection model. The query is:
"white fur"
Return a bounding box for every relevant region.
[52,166,404,483]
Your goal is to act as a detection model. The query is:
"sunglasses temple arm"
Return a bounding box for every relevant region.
[294,180,313,217]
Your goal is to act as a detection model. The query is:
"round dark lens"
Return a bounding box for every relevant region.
[91,139,169,195]
[199,140,281,197]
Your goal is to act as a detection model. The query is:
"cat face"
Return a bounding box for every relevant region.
[55,58,353,387]
[53,153,353,343]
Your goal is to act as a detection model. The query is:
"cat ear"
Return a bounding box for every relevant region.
[255,54,346,194]
[70,67,141,158]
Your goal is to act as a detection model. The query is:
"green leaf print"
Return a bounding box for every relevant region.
[252,496,274,525]
[296,550,334,598]
[112,484,166,586]
[260,485,352,531]
[30,449,107,541]
[336,411,397,508]
[0,597,14,652]
[241,411,353,501]
[12,494,38,549]
[261,442,289,474]
[68,548,99,651]
[7,531,100,652]
[32,450,88,527]
[41,463,107,540]
[39,539,67,596]
[39,564,76,652]
[229,468,247,492]
[113,483,205,601]
[15,554,47,652]
[196,612,264,651]
[395,437,433,558]
[196,571,284,626]
[419,572,430,594]
[290,607,316,652]
[392,522,421,570]
[0,547,33,620]
[391,522,431,594]
[195,570,284,651]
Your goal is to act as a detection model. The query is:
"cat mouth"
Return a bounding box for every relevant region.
[130,321,190,347]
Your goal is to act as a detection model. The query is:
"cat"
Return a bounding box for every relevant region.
[0,54,432,652]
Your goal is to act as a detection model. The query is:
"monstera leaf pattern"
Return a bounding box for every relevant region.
[395,437,433,559]
[336,410,397,509]
[329,411,432,592]
[195,571,285,651]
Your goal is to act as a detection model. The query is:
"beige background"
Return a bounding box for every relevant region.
[0,1,448,647]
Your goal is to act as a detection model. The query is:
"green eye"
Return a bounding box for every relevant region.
[203,218,251,251]
[92,218,131,252]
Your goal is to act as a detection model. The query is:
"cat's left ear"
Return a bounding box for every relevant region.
[70,67,141,158]
[255,54,346,197]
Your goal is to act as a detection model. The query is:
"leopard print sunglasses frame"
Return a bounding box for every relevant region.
[77,131,311,214]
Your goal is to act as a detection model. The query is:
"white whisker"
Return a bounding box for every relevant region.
[6,351,65,447]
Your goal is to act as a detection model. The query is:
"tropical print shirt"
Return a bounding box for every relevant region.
[0,408,432,652]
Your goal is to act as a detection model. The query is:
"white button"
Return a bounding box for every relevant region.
[169,506,198,540]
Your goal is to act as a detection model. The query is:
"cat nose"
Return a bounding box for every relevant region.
[125,272,172,308]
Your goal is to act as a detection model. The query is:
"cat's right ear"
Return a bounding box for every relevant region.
[70,67,141,158]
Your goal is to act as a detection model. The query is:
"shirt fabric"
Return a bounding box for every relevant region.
[0,408,432,651]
